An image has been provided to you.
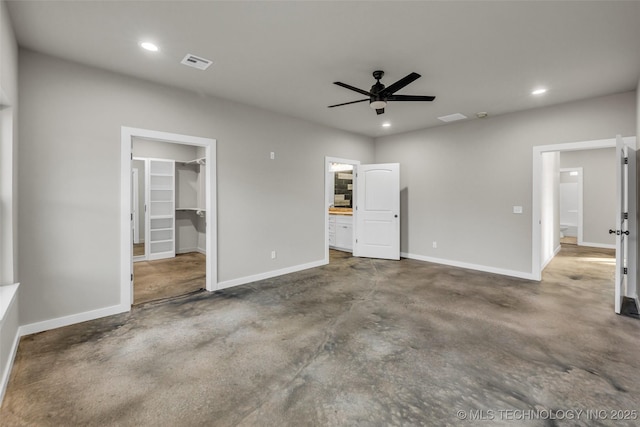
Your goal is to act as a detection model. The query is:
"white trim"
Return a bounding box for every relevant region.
[217,259,327,291]
[324,157,360,265]
[175,247,205,255]
[0,282,18,323]
[0,283,19,404]
[532,137,635,281]
[401,252,535,281]
[121,127,217,308]
[0,320,20,405]
[541,245,562,271]
[18,304,129,337]
[579,242,616,250]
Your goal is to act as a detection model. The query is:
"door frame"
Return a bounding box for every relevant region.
[532,137,636,282]
[120,127,217,308]
[324,157,360,264]
[559,167,584,245]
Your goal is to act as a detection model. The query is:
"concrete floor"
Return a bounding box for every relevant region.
[133,252,206,305]
[2,246,639,426]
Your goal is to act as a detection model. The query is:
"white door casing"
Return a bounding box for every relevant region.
[121,127,217,309]
[354,163,400,260]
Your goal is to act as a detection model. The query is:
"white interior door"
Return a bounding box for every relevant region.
[614,135,628,314]
[354,163,400,260]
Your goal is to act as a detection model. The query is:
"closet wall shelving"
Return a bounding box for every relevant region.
[176,157,206,217]
[148,159,176,260]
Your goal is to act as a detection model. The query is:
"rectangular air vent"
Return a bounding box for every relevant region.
[181,54,212,70]
[438,113,467,123]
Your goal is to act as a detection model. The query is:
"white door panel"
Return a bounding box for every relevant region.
[614,135,628,314]
[354,163,400,260]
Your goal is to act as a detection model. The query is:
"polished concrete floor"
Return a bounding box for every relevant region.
[2,246,639,426]
[133,252,205,305]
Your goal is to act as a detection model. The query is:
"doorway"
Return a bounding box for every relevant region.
[325,157,359,264]
[532,136,637,314]
[120,127,216,308]
[559,168,583,245]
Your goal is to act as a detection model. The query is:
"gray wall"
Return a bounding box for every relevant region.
[560,148,615,246]
[374,91,636,275]
[18,49,374,326]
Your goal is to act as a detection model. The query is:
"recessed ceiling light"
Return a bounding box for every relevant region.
[140,42,159,52]
[532,88,547,95]
[382,122,391,128]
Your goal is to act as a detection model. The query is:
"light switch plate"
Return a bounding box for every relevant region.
[513,206,523,214]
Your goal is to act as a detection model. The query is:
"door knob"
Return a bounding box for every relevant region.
[394,214,398,218]
[609,229,617,235]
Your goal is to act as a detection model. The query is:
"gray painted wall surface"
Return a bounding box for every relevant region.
[560,148,615,246]
[17,50,374,326]
[374,91,636,274]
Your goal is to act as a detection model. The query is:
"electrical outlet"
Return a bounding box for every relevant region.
[432,241,437,249]
[513,206,523,214]
[271,250,276,259]
[270,152,275,160]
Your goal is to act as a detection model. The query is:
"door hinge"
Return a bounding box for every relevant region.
[624,267,628,275]
[355,239,358,243]
[131,273,133,281]
[624,157,629,164]
[624,212,629,220]
[131,153,133,160]
[131,213,133,221]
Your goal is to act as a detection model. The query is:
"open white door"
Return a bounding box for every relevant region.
[354,163,400,260]
[613,135,629,314]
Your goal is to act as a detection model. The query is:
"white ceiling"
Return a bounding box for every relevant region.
[6,1,640,138]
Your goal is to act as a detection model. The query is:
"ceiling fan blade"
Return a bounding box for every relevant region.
[334,82,372,97]
[380,72,421,96]
[387,94,436,102]
[376,108,385,115]
[328,99,369,108]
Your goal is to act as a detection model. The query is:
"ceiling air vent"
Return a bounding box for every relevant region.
[181,54,212,71]
[437,113,467,123]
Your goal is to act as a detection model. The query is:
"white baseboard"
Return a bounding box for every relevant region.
[216,259,327,291]
[579,241,616,249]
[541,245,562,270]
[19,304,129,337]
[176,247,207,255]
[400,252,535,280]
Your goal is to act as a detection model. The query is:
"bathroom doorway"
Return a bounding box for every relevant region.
[559,168,582,245]
[325,157,359,263]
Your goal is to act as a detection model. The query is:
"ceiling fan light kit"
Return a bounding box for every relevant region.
[329,70,435,115]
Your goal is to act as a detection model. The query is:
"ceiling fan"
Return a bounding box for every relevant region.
[328,70,435,115]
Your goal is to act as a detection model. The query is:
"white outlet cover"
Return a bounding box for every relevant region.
[513,206,523,214]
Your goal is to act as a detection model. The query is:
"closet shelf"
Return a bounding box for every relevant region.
[176,208,206,217]
[182,157,206,166]
[150,214,174,220]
